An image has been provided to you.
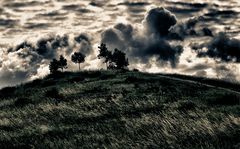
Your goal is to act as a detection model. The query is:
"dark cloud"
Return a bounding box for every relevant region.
[202,9,238,24]
[35,37,56,59]
[4,1,43,8]
[165,1,208,15]
[166,1,208,9]
[196,32,240,62]
[17,49,41,65]
[101,7,184,68]
[7,34,75,60]
[202,27,213,37]
[114,23,134,41]
[62,4,81,11]
[74,34,93,55]
[168,16,205,40]
[129,36,183,67]
[89,1,105,7]
[205,10,238,17]
[0,18,18,27]
[7,33,93,61]
[24,22,51,29]
[8,41,34,53]
[37,11,68,21]
[38,11,64,17]
[166,7,203,14]
[143,7,177,36]
[0,8,4,13]
[36,35,70,59]
[62,4,91,14]
[74,33,91,43]
[101,28,127,52]
[184,17,201,29]
[118,2,149,6]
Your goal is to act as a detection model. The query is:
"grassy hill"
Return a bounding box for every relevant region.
[0,70,240,149]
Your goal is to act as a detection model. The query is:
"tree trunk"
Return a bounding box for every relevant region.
[78,63,80,71]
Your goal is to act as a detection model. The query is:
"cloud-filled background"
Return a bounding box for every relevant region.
[0,0,240,88]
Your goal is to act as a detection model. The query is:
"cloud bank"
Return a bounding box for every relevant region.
[0,33,93,87]
[1,3,240,88]
[195,32,240,63]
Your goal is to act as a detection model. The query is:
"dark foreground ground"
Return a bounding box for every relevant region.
[0,70,240,149]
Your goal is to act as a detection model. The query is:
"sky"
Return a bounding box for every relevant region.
[0,0,240,88]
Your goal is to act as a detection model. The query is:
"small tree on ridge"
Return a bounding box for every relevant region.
[58,55,68,72]
[111,48,129,69]
[49,58,59,74]
[71,52,85,70]
[97,43,112,69]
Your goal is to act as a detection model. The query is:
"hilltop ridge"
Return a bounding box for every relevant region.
[0,70,240,149]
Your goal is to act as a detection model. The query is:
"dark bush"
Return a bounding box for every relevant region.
[208,93,240,106]
[125,76,140,83]
[45,88,62,99]
[178,100,197,111]
[119,68,129,73]
[47,72,65,79]
[24,79,42,88]
[15,97,33,107]
[0,86,16,97]
[82,71,102,78]
[125,76,157,84]
[100,74,115,80]
[133,68,139,72]
[41,80,57,87]
[69,76,85,83]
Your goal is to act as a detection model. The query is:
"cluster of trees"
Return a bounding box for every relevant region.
[49,52,85,73]
[98,43,129,69]
[49,43,129,74]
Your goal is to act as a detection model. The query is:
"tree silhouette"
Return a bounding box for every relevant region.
[97,43,129,70]
[71,52,85,70]
[58,55,67,72]
[49,58,59,74]
[97,43,112,69]
[111,48,129,69]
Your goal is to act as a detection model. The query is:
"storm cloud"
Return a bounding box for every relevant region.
[168,16,212,40]
[8,34,70,59]
[196,32,240,63]
[143,7,177,36]
[101,7,184,68]
[74,33,93,55]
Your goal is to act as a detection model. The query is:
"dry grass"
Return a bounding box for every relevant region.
[0,70,239,148]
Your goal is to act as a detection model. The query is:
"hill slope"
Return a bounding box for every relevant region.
[0,70,240,149]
